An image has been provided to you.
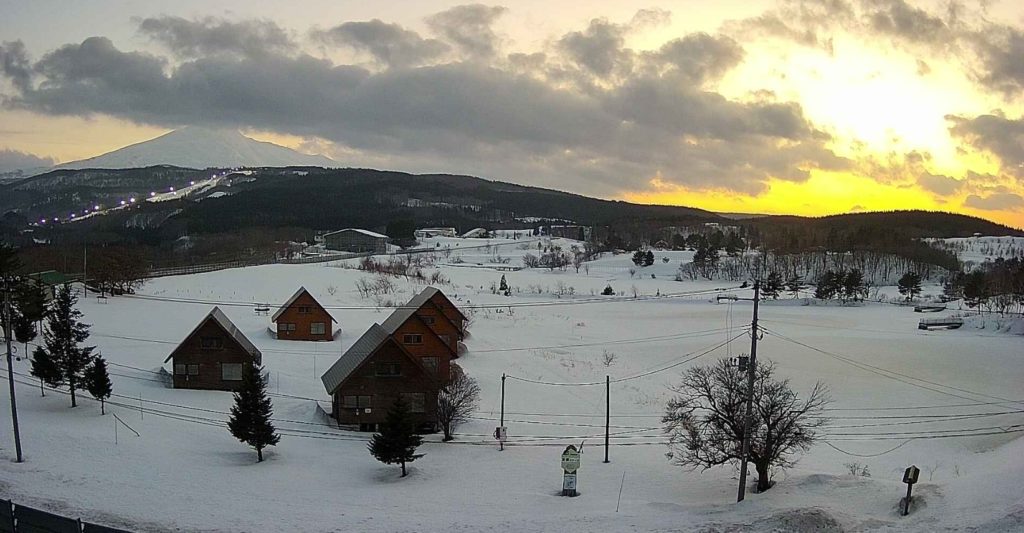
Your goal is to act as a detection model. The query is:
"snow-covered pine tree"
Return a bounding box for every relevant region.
[84,355,113,414]
[31,284,95,407]
[368,396,424,477]
[228,361,280,462]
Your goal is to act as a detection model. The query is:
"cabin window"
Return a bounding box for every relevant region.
[421,316,435,325]
[187,364,199,376]
[278,323,296,333]
[221,363,243,381]
[342,395,372,409]
[298,305,312,314]
[402,333,423,344]
[200,336,223,350]
[400,393,426,413]
[310,322,326,335]
[376,362,401,376]
[174,364,186,375]
[421,356,439,375]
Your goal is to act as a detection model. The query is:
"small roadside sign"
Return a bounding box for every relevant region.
[561,445,581,473]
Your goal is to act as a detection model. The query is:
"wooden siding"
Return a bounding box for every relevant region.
[428,292,466,337]
[331,339,438,430]
[274,291,334,341]
[391,317,453,384]
[169,319,257,391]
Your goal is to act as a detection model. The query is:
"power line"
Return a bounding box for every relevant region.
[760,326,1024,407]
[120,285,738,310]
[505,331,747,386]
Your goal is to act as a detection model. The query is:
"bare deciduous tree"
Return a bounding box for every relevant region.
[437,364,481,442]
[663,358,830,493]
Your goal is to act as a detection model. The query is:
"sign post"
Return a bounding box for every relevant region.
[561,445,581,497]
[902,465,920,516]
[494,426,507,448]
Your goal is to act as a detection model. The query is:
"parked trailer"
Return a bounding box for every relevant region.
[918,317,964,330]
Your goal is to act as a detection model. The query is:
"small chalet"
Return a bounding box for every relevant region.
[165,307,262,391]
[272,286,336,341]
[416,286,469,339]
[321,324,440,431]
[380,296,457,379]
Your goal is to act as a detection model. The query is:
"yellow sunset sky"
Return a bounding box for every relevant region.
[1,0,1022,227]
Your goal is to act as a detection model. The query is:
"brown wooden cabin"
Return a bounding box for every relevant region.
[272,286,336,341]
[381,297,458,376]
[321,324,440,432]
[165,307,262,391]
[419,287,469,339]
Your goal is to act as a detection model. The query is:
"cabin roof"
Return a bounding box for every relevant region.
[164,306,262,363]
[271,286,335,323]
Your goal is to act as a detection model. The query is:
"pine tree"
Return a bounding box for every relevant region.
[897,271,922,302]
[228,362,280,462]
[644,250,655,266]
[842,270,867,302]
[762,271,784,300]
[30,284,94,407]
[84,356,113,414]
[499,275,509,294]
[814,271,837,300]
[631,250,645,266]
[368,396,424,477]
[29,346,59,396]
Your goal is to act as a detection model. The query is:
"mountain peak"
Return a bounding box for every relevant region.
[57,127,336,170]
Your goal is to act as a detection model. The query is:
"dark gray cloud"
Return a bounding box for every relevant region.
[964,192,1024,211]
[970,26,1024,96]
[136,16,295,58]
[648,33,744,85]
[917,172,961,196]
[0,12,849,198]
[312,20,450,67]
[0,40,32,92]
[0,148,55,172]
[425,4,507,59]
[557,18,631,78]
[948,114,1024,172]
[865,0,951,46]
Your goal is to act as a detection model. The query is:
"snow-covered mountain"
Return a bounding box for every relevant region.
[57,127,336,170]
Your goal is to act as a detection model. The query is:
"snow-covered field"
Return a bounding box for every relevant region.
[2,238,1023,532]
[927,236,1024,267]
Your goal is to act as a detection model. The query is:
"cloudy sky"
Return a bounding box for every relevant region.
[1,0,1023,227]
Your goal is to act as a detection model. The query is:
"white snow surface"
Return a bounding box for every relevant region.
[1,239,1023,532]
[56,127,336,170]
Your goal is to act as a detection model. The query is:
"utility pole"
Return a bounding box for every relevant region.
[3,278,24,462]
[737,279,760,502]
[499,373,506,451]
[604,375,610,463]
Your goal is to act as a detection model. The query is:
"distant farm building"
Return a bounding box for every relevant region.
[320,287,467,431]
[323,228,389,254]
[272,287,336,341]
[414,227,457,239]
[547,225,588,241]
[165,307,262,391]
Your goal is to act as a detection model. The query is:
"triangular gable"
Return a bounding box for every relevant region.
[381,307,455,356]
[164,307,262,364]
[272,286,335,323]
[423,287,468,322]
[321,324,440,394]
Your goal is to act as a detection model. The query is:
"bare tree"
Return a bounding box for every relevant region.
[436,364,481,442]
[663,358,830,493]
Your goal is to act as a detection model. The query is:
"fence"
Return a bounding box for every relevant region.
[0,499,132,533]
